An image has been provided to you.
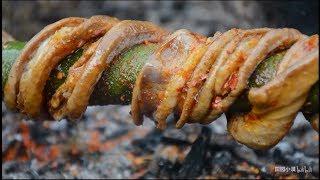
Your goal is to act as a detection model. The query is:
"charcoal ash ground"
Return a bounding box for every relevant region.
[2,1,319,179]
[2,102,319,179]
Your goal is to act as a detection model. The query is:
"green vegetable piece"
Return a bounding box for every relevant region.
[2,41,26,94]
[2,41,318,119]
[229,51,286,114]
[3,41,26,49]
[44,48,83,99]
[249,51,286,88]
[90,43,158,105]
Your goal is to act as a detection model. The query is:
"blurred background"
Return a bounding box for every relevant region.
[3,0,319,40]
[2,0,319,179]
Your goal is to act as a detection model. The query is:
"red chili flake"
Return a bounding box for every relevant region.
[172,66,182,74]
[162,68,172,77]
[182,70,192,79]
[200,74,208,81]
[246,113,259,121]
[190,45,196,52]
[223,72,238,94]
[227,49,233,54]
[192,32,207,43]
[187,80,196,88]
[157,91,165,100]
[304,36,317,51]
[228,73,238,91]
[269,100,278,107]
[237,51,247,64]
[188,74,208,88]
[180,85,188,93]
[212,96,222,108]
[214,96,222,103]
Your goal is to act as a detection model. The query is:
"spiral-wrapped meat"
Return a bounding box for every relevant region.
[48,20,168,120]
[5,16,120,117]
[2,15,318,150]
[228,35,318,149]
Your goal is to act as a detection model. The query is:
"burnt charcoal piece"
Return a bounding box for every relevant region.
[131,129,163,155]
[213,151,232,167]
[29,122,50,145]
[175,126,211,178]
[2,140,29,162]
[158,158,181,178]
[160,136,191,146]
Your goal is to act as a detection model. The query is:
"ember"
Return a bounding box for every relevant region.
[2,105,319,179]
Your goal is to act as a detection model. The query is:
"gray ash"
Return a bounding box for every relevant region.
[2,1,319,179]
